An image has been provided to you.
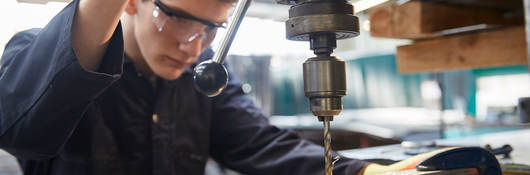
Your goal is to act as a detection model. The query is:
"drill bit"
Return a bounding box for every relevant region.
[322,116,333,175]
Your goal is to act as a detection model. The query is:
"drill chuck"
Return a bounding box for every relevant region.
[303,55,346,116]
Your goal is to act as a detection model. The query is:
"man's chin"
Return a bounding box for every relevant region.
[155,69,185,80]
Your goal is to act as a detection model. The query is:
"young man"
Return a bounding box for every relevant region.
[0,0,369,174]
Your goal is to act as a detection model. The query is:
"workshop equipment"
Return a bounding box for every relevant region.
[193,0,252,97]
[378,147,501,175]
[401,141,514,158]
[193,0,360,174]
[518,97,530,123]
[275,0,360,174]
[416,147,501,175]
[484,144,513,159]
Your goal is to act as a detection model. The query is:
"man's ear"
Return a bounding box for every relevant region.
[124,0,138,14]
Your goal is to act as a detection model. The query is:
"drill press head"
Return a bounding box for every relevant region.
[277,1,359,173]
[279,0,360,118]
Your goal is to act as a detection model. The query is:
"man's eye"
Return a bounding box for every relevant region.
[170,16,182,22]
[205,26,218,31]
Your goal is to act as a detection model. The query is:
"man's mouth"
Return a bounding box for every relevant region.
[165,56,186,68]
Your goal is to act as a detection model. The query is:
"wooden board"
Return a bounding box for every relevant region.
[502,163,530,175]
[369,1,522,39]
[396,26,528,74]
[421,0,523,11]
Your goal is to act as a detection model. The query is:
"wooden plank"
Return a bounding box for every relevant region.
[396,26,528,74]
[369,1,522,39]
[502,163,530,175]
[421,0,523,11]
[369,5,396,38]
[370,2,435,39]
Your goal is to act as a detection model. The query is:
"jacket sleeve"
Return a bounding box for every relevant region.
[209,68,367,175]
[0,0,124,160]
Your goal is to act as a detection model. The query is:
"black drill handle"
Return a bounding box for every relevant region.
[416,147,501,175]
[485,144,513,158]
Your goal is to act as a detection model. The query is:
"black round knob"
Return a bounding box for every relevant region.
[192,60,228,97]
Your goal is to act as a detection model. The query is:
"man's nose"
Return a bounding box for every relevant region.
[178,36,203,58]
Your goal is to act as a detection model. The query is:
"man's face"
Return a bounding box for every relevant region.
[131,0,232,80]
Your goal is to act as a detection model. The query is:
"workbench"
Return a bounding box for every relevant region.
[339,129,530,173]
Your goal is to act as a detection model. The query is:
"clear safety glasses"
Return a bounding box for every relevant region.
[152,0,226,44]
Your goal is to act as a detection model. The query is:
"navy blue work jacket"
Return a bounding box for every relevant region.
[0,0,367,174]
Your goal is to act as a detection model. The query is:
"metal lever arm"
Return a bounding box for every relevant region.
[193,0,252,97]
[213,0,252,64]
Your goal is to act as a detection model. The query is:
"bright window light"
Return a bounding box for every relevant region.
[212,17,311,56]
[353,0,390,13]
[0,0,68,57]
[476,74,530,120]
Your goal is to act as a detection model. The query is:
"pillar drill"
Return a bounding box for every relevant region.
[276,0,360,174]
[192,0,360,174]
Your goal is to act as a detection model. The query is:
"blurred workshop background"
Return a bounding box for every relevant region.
[1,0,530,174]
